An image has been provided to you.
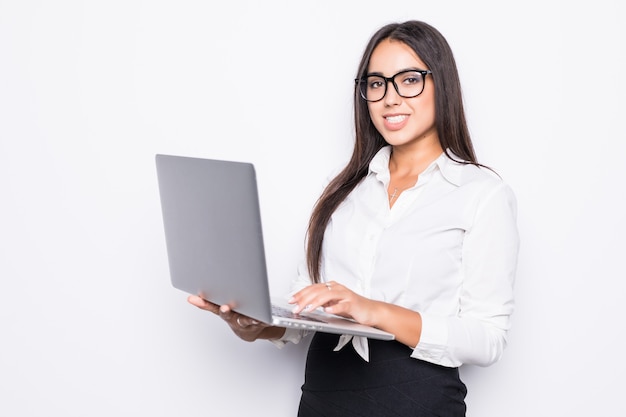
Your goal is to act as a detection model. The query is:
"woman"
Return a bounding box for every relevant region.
[189,20,519,416]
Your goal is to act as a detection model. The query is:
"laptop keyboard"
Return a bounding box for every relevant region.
[271,304,326,323]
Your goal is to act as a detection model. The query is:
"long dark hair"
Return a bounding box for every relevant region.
[306,20,478,282]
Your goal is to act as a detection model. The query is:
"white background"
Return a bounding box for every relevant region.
[1,1,624,416]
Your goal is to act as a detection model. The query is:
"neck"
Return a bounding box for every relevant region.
[389,142,443,177]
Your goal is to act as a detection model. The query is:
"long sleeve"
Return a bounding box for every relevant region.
[413,182,519,367]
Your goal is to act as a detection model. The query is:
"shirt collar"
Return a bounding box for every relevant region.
[435,150,466,186]
[369,146,467,187]
[369,146,392,181]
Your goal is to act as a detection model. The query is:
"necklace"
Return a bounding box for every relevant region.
[389,187,400,202]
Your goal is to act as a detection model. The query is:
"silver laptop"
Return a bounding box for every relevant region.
[155,154,394,340]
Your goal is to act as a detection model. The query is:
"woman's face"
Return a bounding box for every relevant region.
[366,39,438,149]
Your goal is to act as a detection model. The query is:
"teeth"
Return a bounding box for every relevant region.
[385,115,407,123]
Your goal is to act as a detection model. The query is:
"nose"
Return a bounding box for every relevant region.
[383,80,402,106]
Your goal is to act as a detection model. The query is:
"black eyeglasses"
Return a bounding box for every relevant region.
[355,69,433,102]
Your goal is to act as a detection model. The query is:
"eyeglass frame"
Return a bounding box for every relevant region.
[355,69,433,102]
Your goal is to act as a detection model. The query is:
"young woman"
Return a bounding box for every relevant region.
[189,20,519,416]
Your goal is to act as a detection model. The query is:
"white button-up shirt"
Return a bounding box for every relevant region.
[275,146,519,368]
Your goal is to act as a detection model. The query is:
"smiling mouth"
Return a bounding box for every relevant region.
[385,115,408,124]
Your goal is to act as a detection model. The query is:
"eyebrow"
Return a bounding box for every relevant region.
[366,67,427,77]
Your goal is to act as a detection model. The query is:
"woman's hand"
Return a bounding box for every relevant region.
[289,281,377,327]
[289,282,422,348]
[187,295,284,342]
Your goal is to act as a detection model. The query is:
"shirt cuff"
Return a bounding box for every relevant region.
[267,327,308,349]
[411,313,450,365]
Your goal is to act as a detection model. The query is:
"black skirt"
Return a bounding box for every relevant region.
[298,333,467,417]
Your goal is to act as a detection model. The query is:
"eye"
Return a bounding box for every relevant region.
[367,77,385,90]
[400,72,422,85]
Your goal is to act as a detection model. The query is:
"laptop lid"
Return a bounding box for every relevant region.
[156,154,273,323]
[155,154,394,341]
